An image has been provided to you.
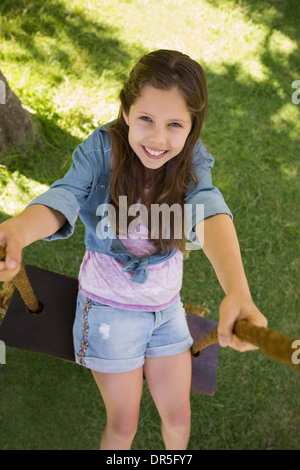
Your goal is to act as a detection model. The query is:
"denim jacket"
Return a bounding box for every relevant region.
[28,122,232,283]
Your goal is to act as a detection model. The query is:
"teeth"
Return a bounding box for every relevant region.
[145,146,166,156]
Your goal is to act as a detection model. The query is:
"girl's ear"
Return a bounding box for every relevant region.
[122,109,129,126]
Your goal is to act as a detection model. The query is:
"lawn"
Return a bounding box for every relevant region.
[0,0,299,450]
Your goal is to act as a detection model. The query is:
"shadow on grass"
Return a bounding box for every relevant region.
[1,114,83,186]
[0,0,143,83]
[0,0,148,185]
[206,0,300,47]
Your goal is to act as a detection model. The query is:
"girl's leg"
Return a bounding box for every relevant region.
[143,350,192,450]
[92,366,144,450]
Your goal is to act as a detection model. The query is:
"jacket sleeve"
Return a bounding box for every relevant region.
[184,140,233,247]
[26,134,101,241]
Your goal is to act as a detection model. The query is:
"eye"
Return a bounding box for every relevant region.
[169,122,182,128]
[140,116,152,122]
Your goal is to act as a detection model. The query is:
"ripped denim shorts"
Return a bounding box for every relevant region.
[73,290,193,373]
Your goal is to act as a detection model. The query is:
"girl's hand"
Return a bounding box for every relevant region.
[217,292,268,351]
[0,205,66,283]
[0,223,24,282]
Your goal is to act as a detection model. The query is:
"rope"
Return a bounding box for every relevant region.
[191,321,300,372]
[0,247,299,372]
[0,247,40,313]
[0,280,14,315]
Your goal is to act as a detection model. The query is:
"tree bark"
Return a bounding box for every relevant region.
[0,70,40,153]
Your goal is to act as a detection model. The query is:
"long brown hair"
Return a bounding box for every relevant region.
[108,49,208,253]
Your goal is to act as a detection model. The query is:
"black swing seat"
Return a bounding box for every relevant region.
[0,265,219,395]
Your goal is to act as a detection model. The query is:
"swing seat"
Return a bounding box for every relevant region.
[0,264,219,395]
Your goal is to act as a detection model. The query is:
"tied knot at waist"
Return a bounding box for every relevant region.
[121,257,149,283]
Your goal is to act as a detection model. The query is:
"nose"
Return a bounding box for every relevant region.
[149,125,167,146]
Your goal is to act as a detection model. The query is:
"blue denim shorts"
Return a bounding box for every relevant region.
[73,290,193,373]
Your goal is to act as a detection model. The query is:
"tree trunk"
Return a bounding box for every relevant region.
[0,70,40,154]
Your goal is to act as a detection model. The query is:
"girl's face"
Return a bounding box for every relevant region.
[123,86,192,170]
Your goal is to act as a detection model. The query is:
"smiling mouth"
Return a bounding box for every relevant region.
[142,146,168,159]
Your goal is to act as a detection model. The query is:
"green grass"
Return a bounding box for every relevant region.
[0,0,300,450]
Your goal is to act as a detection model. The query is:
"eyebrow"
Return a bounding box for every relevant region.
[137,111,188,123]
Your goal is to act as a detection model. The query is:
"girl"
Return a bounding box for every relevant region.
[0,50,267,450]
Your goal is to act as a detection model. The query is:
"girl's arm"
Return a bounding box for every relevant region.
[196,214,268,351]
[0,205,66,281]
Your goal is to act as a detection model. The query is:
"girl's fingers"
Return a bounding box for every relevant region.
[228,333,259,352]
